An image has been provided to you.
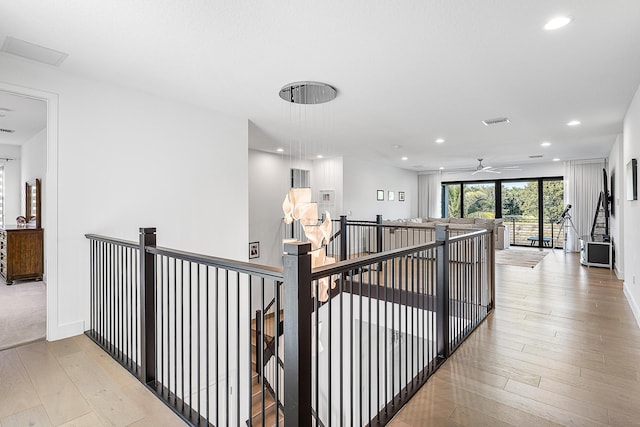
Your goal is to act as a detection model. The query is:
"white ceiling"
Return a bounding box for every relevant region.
[1,1,639,171]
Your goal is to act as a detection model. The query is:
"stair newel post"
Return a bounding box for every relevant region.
[283,242,313,425]
[339,215,348,261]
[435,224,450,360]
[139,227,157,386]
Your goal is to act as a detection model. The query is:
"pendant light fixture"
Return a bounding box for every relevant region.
[280,81,338,301]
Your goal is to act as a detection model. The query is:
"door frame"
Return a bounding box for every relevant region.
[0,82,59,341]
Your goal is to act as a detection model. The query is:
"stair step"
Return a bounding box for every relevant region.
[248,309,285,427]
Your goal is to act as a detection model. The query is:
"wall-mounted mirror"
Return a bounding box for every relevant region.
[25,179,41,228]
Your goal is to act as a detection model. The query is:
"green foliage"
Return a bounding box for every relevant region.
[543,180,564,222]
[446,185,461,218]
[463,184,495,218]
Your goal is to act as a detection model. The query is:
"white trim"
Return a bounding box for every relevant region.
[0,81,59,342]
[48,321,84,341]
[623,281,640,328]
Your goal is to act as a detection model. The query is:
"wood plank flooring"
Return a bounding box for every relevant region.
[1,247,637,426]
[0,335,185,426]
[390,247,638,427]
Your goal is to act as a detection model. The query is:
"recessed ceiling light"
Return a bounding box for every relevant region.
[276,148,284,152]
[439,166,445,170]
[541,141,551,147]
[316,154,323,159]
[567,120,581,126]
[401,156,408,161]
[435,138,445,144]
[553,158,561,162]
[392,144,402,149]
[544,16,572,31]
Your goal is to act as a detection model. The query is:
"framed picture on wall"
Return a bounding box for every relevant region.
[399,191,405,201]
[249,242,260,259]
[319,190,335,205]
[388,191,395,201]
[377,190,384,201]
[627,158,637,201]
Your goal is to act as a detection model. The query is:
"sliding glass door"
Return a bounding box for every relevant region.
[502,181,539,246]
[463,182,496,218]
[543,180,565,249]
[443,177,564,248]
[443,183,461,218]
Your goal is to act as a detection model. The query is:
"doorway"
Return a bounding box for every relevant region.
[0,83,59,345]
[0,91,47,349]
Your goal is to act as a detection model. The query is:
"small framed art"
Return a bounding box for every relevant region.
[319,190,335,205]
[377,190,384,201]
[399,191,405,201]
[388,191,395,201]
[249,241,260,259]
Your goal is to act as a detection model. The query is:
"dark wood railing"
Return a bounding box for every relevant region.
[86,221,494,427]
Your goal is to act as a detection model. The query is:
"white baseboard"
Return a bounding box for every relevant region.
[623,282,640,329]
[47,320,85,342]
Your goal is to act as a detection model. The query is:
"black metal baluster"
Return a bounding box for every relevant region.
[225,269,229,426]
[274,279,280,427]
[189,262,193,418]
[205,266,210,427]
[215,267,219,427]
[173,257,177,402]
[236,271,240,426]
[197,264,201,422]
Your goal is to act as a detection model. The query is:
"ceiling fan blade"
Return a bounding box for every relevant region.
[486,169,501,174]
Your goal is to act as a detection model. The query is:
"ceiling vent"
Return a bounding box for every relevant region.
[529,155,543,159]
[0,128,16,133]
[1,36,68,66]
[482,117,510,126]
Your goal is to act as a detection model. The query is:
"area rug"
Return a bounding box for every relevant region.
[0,280,46,350]
[495,248,549,268]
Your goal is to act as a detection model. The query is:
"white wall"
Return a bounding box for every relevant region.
[0,144,21,224]
[343,157,418,220]
[311,157,344,220]
[0,54,249,340]
[248,149,312,268]
[623,83,640,325]
[608,135,623,278]
[21,127,47,224]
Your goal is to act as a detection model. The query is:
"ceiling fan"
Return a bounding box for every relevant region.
[472,158,500,175]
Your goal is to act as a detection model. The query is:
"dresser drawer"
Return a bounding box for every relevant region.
[0,227,43,284]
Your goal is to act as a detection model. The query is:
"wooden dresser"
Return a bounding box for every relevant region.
[0,226,44,285]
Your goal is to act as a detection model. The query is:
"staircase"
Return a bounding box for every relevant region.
[249,311,285,427]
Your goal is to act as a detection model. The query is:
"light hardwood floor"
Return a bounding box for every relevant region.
[390,248,638,427]
[0,335,185,426]
[1,248,636,426]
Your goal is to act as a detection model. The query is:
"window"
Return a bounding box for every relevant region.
[442,177,564,247]
[442,183,461,218]
[463,182,496,218]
